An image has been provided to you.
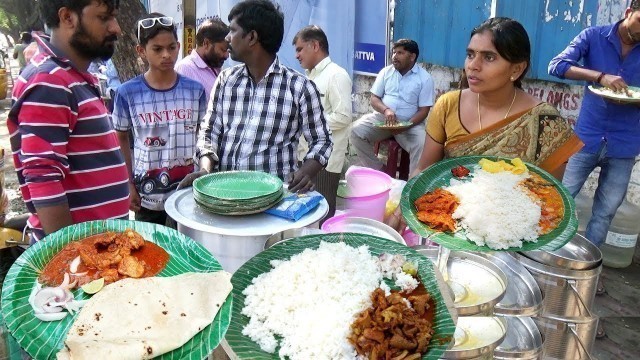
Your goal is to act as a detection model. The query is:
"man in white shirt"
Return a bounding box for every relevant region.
[293,25,352,221]
[351,39,434,174]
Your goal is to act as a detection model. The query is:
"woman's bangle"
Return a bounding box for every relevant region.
[382,107,390,114]
[596,72,605,84]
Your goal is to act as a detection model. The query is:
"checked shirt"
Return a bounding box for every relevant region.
[196,57,332,180]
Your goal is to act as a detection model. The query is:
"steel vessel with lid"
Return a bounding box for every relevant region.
[516,233,602,319]
[442,316,507,359]
[519,233,601,270]
[472,252,543,316]
[493,316,543,359]
[412,247,507,316]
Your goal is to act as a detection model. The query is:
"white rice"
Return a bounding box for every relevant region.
[446,169,541,249]
[241,242,388,359]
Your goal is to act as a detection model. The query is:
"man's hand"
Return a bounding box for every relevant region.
[288,160,323,193]
[287,168,315,193]
[600,74,629,94]
[177,169,208,190]
[383,108,397,125]
[129,183,141,212]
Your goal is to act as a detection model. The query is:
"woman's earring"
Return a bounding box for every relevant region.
[510,76,515,81]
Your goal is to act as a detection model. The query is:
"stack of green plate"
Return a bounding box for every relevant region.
[192,171,285,215]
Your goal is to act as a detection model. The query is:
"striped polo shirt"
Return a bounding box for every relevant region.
[7,36,130,240]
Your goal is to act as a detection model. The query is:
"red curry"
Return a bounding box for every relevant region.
[39,230,169,288]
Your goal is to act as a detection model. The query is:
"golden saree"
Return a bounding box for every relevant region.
[440,99,582,173]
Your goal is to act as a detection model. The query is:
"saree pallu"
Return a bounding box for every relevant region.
[444,103,583,173]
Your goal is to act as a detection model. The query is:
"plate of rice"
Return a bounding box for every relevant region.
[588,85,640,103]
[400,156,578,252]
[225,233,456,360]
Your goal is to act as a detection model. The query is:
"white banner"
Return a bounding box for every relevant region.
[190,0,355,76]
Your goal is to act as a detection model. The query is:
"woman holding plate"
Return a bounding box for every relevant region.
[411,17,582,180]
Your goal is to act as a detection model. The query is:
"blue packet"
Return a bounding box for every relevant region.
[265,191,324,221]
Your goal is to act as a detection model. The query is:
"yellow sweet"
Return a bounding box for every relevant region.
[479,157,528,174]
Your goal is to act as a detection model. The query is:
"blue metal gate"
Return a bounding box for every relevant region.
[394,0,599,82]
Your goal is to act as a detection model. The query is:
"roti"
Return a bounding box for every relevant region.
[57,271,232,359]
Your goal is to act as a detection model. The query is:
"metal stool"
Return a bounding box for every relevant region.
[373,138,410,180]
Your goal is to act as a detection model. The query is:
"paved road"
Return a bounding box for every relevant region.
[1,55,28,220]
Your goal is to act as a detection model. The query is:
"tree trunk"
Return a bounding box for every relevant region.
[111,0,147,82]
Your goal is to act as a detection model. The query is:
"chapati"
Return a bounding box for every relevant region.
[57,271,232,359]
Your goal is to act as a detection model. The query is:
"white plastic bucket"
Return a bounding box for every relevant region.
[344,167,392,221]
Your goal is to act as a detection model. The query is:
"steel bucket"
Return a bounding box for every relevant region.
[514,253,600,319]
[534,315,598,360]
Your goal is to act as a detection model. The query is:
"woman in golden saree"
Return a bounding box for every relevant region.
[412,17,582,180]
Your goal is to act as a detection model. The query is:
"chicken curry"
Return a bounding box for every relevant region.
[39,229,169,288]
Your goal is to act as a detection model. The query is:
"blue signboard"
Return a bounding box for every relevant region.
[354,0,388,76]
[354,43,386,76]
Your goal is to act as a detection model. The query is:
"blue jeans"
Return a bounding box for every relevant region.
[562,145,635,247]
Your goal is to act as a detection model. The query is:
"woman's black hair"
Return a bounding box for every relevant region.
[471,17,530,88]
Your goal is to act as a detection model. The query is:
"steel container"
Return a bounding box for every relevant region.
[412,247,508,316]
[534,315,598,360]
[263,228,325,249]
[321,216,407,245]
[494,316,543,359]
[519,233,602,270]
[442,316,507,359]
[165,188,328,272]
[514,253,600,319]
[474,252,543,317]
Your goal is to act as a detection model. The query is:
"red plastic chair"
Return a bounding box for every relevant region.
[373,138,410,180]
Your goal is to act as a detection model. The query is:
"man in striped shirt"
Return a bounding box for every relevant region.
[7,0,130,241]
[175,17,229,102]
[189,0,332,193]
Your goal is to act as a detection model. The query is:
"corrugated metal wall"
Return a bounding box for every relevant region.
[394,0,598,82]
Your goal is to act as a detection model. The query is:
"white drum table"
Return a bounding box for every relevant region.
[165,188,328,272]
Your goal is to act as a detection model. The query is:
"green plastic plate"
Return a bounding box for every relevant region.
[195,191,285,215]
[374,120,413,130]
[193,171,283,200]
[401,155,578,252]
[226,233,456,359]
[0,220,233,360]
[193,187,284,208]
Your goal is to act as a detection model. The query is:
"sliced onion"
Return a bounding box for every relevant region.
[69,272,88,277]
[34,312,68,322]
[32,287,66,311]
[59,273,70,289]
[69,256,81,274]
[65,299,88,315]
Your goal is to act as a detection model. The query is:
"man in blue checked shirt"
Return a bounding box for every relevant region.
[183,0,332,193]
[548,0,640,253]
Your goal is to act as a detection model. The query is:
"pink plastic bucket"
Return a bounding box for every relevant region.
[344,167,393,221]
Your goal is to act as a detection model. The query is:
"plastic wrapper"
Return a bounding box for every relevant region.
[384,179,406,218]
[265,191,323,221]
